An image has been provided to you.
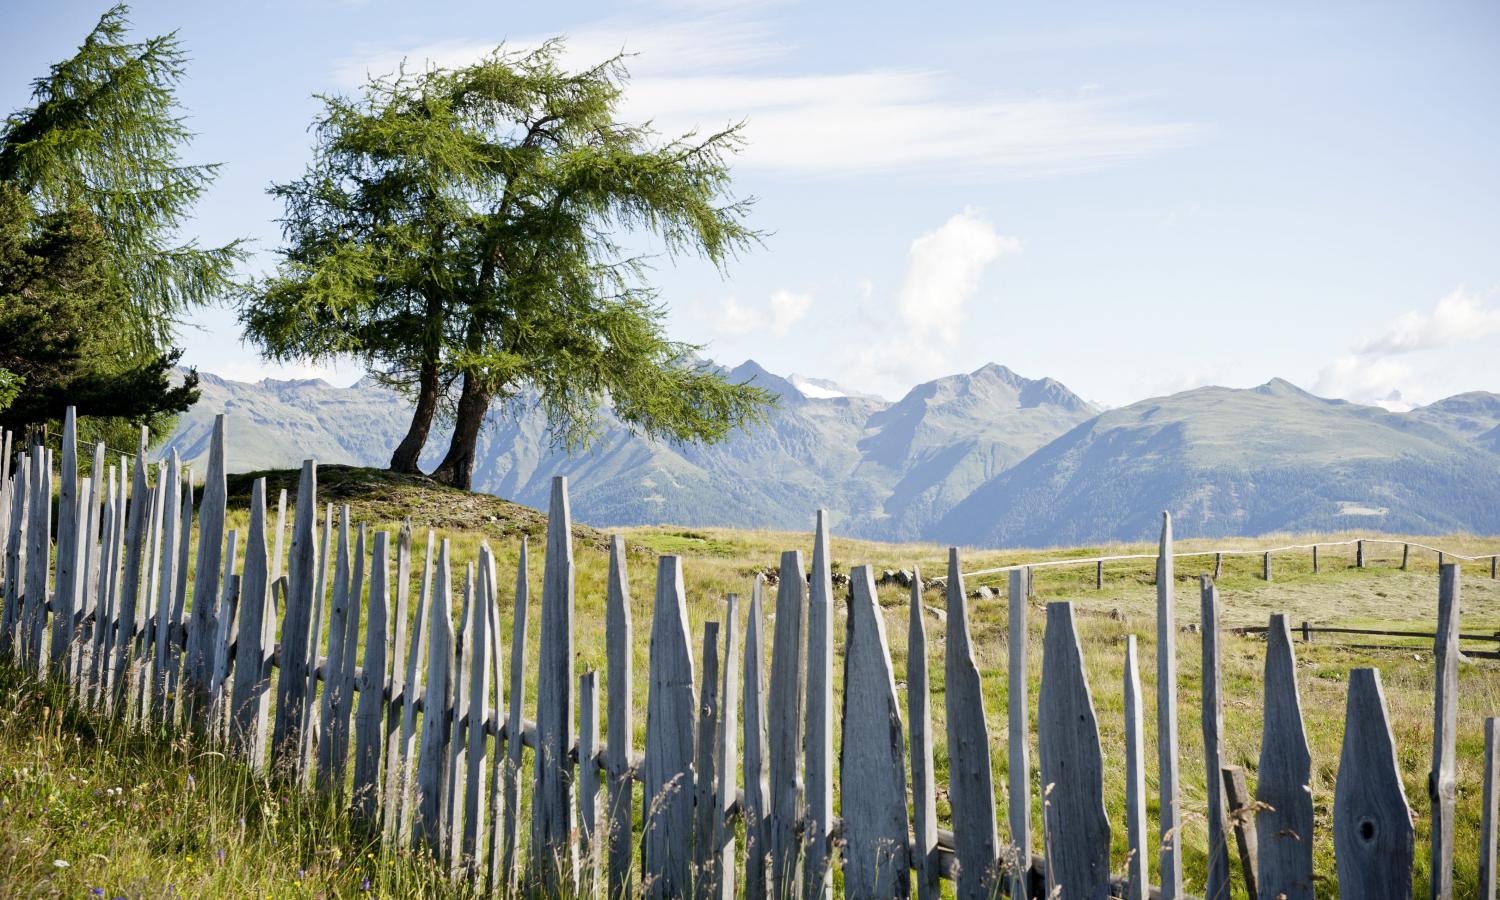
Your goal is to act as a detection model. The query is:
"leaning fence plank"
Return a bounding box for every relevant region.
[50,407,79,672]
[187,416,226,719]
[1481,718,1500,900]
[1333,668,1414,896]
[768,548,807,897]
[1202,576,1231,900]
[605,534,635,899]
[207,532,240,741]
[1156,512,1185,898]
[712,594,741,900]
[1431,563,1460,899]
[86,466,110,702]
[946,548,1001,899]
[151,453,183,717]
[1256,614,1313,900]
[1039,602,1112,900]
[319,509,353,792]
[693,620,722,900]
[840,567,910,899]
[579,669,601,893]
[271,460,317,776]
[231,479,272,770]
[382,520,414,848]
[499,538,530,893]
[1007,566,1032,898]
[1223,765,1260,900]
[25,447,53,672]
[446,565,472,870]
[299,505,334,786]
[643,554,696,900]
[165,478,192,723]
[0,454,25,662]
[480,547,504,895]
[272,488,288,584]
[743,576,771,900]
[532,476,578,891]
[462,545,492,877]
[1124,635,1150,900]
[909,567,940,900]
[417,539,455,851]
[354,529,391,825]
[803,511,836,900]
[399,531,435,847]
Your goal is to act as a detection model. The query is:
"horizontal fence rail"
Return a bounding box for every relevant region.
[1,407,1497,898]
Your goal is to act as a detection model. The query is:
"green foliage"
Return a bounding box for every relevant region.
[240,39,772,482]
[0,182,198,436]
[0,3,242,351]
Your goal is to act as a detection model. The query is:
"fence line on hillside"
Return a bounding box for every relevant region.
[1,407,1498,898]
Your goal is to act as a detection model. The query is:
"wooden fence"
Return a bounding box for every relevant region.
[1,407,1498,899]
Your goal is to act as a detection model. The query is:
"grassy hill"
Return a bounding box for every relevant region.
[3,469,1499,896]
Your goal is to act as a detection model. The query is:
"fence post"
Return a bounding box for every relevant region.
[693,619,722,900]
[354,530,390,825]
[1431,564,1460,898]
[400,532,435,850]
[1312,544,1319,574]
[1257,614,1313,899]
[50,407,78,674]
[1201,576,1231,900]
[1357,539,1365,568]
[768,548,806,898]
[1263,551,1272,582]
[643,554,695,899]
[416,539,455,852]
[1096,559,1104,590]
[605,535,634,899]
[578,669,601,892]
[1008,567,1032,899]
[946,548,1000,899]
[479,545,503,894]
[150,454,182,715]
[803,510,835,900]
[26,446,54,673]
[1481,717,1499,900]
[1439,550,1446,570]
[444,565,473,871]
[271,460,316,774]
[908,568,940,900]
[1402,543,1410,570]
[230,480,271,769]
[532,477,577,891]
[1039,602,1111,899]
[499,538,529,893]
[1123,635,1150,900]
[1333,668,1414,893]
[1214,552,1223,580]
[187,417,226,721]
[743,577,772,900]
[382,520,414,850]
[318,510,353,792]
[712,594,741,900]
[463,547,492,878]
[1156,512,1185,897]
[1222,765,1260,900]
[297,505,333,788]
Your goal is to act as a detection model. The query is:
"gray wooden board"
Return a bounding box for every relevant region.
[693,620,722,900]
[909,567,940,900]
[500,538,530,892]
[1007,566,1031,897]
[803,511,836,900]
[299,506,333,786]
[605,534,635,899]
[1333,668,1414,898]
[416,539,454,850]
[353,529,390,824]
[742,576,772,900]
[480,547,504,895]
[462,545,491,870]
[151,454,182,715]
[945,548,1000,899]
[1481,717,1499,900]
[1223,765,1261,900]
[271,460,317,773]
[579,669,602,891]
[381,519,414,848]
[768,548,807,897]
[398,531,434,847]
[712,594,740,900]
[1431,564,1460,899]
[188,417,226,716]
[51,407,78,669]
[1201,576,1231,900]
[839,567,911,899]
[531,477,577,891]
[1124,635,1150,900]
[1156,512,1185,898]
[1038,602,1112,900]
[231,480,271,767]
[318,510,352,791]
[1255,614,1313,900]
[643,554,696,900]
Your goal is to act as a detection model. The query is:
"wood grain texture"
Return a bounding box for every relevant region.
[50,407,78,670]
[444,566,472,870]
[187,417,226,717]
[1430,564,1460,900]
[742,576,771,900]
[500,538,529,893]
[839,566,910,899]
[1200,576,1231,900]
[803,510,835,900]
[1256,614,1313,900]
[381,520,413,849]
[416,540,454,852]
[1481,718,1499,900]
[1334,668,1413,898]
[945,547,1000,899]
[1156,512,1184,898]
[1123,635,1150,900]
[605,534,634,899]
[712,595,740,900]
[271,460,317,774]
[150,454,182,718]
[231,480,271,769]
[299,506,333,787]
[531,476,577,891]
[1007,566,1032,899]
[1223,765,1260,900]
[579,669,602,892]
[1039,602,1111,900]
[318,509,352,791]
[768,548,806,898]
[693,620,722,900]
[908,567,940,900]
[353,530,390,824]
[643,554,696,900]
[460,544,492,875]
[480,547,504,896]
[397,531,434,849]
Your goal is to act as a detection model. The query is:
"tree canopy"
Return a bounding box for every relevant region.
[240,40,773,488]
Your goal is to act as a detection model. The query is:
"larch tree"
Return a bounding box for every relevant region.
[239,41,773,488]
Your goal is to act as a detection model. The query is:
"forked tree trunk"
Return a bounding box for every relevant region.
[388,358,441,474]
[431,371,491,490]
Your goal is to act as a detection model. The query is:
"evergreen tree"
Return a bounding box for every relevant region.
[240,41,772,488]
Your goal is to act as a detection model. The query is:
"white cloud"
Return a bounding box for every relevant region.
[1314,355,1414,408]
[332,16,1193,179]
[713,289,813,337]
[897,209,1018,344]
[1354,287,1500,356]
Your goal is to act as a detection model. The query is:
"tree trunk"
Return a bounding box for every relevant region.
[388,357,440,474]
[431,370,491,490]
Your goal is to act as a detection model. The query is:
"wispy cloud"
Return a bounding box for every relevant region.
[714,288,813,337]
[332,14,1193,179]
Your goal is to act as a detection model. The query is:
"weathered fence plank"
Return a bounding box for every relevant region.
[1334,668,1414,897]
[354,529,390,824]
[804,510,835,900]
[909,567,940,900]
[381,520,414,849]
[1431,563,1460,899]
[26,446,53,672]
[299,505,333,786]
[1482,717,1500,900]
[1039,602,1111,900]
[579,668,601,892]
[1156,512,1185,898]
[165,477,192,721]
[712,594,741,900]
[743,576,772,900]
[446,566,472,870]
[1007,566,1032,900]
[318,509,353,792]
[643,554,696,900]
[605,534,634,899]
[498,537,529,893]
[768,548,807,898]
[272,488,288,584]
[150,453,182,717]
[840,566,910,899]
[1223,765,1260,900]
[693,620,722,900]
[479,546,504,895]
[1256,614,1313,900]
[462,546,491,875]
[230,479,272,769]
[207,532,240,740]
[273,462,318,773]
[1124,634,1150,900]
[50,407,79,672]
[187,416,226,719]
[1201,576,1231,900]
[417,539,455,851]
[398,531,435,848]
[946,547,1000,899]
[1,452,26,662]
[532,477,577,892]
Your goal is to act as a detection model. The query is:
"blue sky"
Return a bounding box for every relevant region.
[6,0,1500,408]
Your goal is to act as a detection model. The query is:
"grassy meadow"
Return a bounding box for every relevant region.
[3,465,1499,897]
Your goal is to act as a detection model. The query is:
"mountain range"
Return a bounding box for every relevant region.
[160,364,1500,546]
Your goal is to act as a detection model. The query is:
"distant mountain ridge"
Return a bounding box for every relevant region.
[162,366,1500,545]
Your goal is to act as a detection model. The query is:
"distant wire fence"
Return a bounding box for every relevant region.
[4,407,1500,898]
